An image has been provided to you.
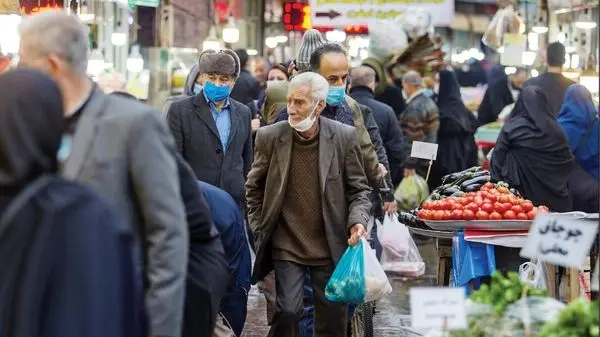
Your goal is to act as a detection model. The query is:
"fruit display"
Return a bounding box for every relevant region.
[537,298,600,337]
[418,180,549,221]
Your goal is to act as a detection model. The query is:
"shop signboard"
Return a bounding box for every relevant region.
[308,0,454,27]
[17,0,63,15]
[129,0,159,8]
[500,33,527,67]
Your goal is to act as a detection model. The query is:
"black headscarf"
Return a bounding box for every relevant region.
[0,69,65,213]
[491,86,573,211]
[436,69,478,135]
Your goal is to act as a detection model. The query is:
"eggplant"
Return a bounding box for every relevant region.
[464,184,482,192]
[442,186,462,196]
[460,175,491,190]
[450,191,465,197]
[442,166,483,185]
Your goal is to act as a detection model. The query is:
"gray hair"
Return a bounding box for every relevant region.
[350,66,376,87]
[402,70,424,87]
[19,10,89,76]
[289,72,329,104]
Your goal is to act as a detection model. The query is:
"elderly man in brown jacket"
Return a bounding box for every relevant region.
[246,72,371,337]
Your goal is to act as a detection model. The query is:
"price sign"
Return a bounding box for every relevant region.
[520,213,599,269]
[410,287,467,330]
[410,141,438,161]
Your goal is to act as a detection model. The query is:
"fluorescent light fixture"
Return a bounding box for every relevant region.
[111,32,127,46]
[325,30,346,43]
[275,35,288,43]
[531,26,548,34]
[265,37,278,49]
[522,51,536,66]
[505,66,517,75]
[556,33,566,43]
[127,46,144,73]
[202,38,221,51]
[222,18,240,44]
[247,49,258,56]
[528,32,539,51]
[571,54,580,68]
[565,46,576,53]
[497,46,505,54]
[87,49,105,76]
[530,69,539,77]
[78,13,95,22]
[575,21,597,30]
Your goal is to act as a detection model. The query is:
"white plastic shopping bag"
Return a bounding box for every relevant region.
[362,238,393,302]
[519,261,547,290]
[377,214,425,277]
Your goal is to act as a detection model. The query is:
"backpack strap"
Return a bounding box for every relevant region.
[0,176,54,236]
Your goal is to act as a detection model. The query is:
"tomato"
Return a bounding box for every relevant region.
[527,208,538,220]
[433,210,444,220]
[482,182,494,190]
[481,203,494,213]
[451,209,463,220]
[519,199,532,205]
[466,195,474,203]
[511,205,523,213]
[497,186,510,194]
[479,191,489,199]
[538,205,550,213]
[487,194,498,203]
[503,202,513,211]
[498,195,510,203]
[476,210,490,220]
[474,196,484,205]
[510,197,520,205]
[516,212,529,220]
[422,201,434,210]
[521,202,533,212]
[463,209,475,220]
[459,197,470,206]
[452,203,464,210]
[489,188,499,195]
[438,200,449,210]
[489,211,503,220]
[444,210,453,220]
[467,202,480,213]
[494,202,508,214]
[503,210,516,220]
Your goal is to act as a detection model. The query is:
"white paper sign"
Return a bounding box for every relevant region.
[520,213,599,269]
[410,141,438,161]
[410,287,467,330]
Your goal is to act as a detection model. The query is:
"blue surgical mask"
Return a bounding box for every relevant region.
[193,83,202,95]
[326,85,346,106]
[423,89,434,97]
[204,81,231,102]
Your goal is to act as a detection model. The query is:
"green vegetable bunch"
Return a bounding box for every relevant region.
[537,298,600,337]
[470,271,547,315]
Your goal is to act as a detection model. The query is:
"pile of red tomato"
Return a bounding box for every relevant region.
[418,182,549,221]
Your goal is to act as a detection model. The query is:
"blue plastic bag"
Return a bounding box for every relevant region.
[325,238,392,304]
[325,239,366,303]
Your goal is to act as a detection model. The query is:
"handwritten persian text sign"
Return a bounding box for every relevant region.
[410,141,438,161]
[308,0,454,27]
[520,213,599,269]
[410,288,467,330]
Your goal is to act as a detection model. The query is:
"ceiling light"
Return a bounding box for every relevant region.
[247,49,258,56]
[575,21,597,30]
[265,37,278,49]
[222,17,240,44]
[522,51,536,66]
[531,26,548,34]
[505,66,517,75]
[275,35,288,43]
[530,69,539,77]
[111,32,127,46]
[556,33,567,44]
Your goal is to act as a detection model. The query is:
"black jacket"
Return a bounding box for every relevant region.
[231,70,260,105]
[478,77,515,126]
[350,86,407,187]
[377,84,406,119]
[167,92,253,207]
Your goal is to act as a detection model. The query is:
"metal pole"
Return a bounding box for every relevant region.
[257,0,265,56]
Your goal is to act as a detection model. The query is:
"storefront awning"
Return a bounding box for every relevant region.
[0,0,20,14]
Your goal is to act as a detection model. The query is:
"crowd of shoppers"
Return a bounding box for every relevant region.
[1,9,598,337]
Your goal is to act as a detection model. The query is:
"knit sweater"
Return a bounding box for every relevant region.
[272,131,331,266]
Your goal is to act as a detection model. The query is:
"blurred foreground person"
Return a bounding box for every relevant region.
[18,11,188,337]
[246,72,371,337]
[110,92,231,337]
[231,49,260,104]
[558,84,599,213]
[198,181,252,336]
[0,69,146,337]
[491,86,573,212]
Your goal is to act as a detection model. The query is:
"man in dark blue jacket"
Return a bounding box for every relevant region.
[350,66,407,188]
[197,181,252,336]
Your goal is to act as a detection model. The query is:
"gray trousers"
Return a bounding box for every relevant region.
[270,260,347,337]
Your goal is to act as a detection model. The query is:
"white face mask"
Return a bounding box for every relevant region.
[288,102,319,132]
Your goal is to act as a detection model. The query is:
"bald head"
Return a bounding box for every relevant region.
[350,66,376,92]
